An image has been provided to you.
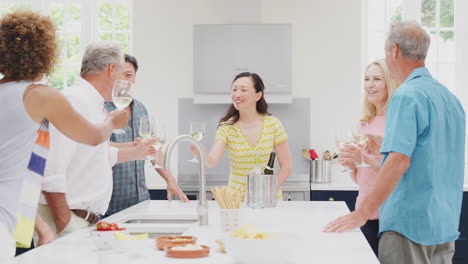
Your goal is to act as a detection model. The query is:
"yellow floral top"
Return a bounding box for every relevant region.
[215,115,288,199]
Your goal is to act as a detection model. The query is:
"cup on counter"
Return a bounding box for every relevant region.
[220,209,242,233]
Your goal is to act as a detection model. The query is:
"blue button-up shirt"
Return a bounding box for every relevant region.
[380,67,465,245]
[104,99,151,215]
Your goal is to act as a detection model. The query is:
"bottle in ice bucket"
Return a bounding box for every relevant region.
[263,152,276,175]
[263,152,277,207]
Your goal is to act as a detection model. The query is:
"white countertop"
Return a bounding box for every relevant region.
[12,201,379,264]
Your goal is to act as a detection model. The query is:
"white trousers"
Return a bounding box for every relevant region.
[0,221,16,262]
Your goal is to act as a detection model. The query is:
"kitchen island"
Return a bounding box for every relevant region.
[12,201,379,264]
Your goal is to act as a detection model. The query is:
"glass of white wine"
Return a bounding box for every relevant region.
[335,128,354,172]
[353,121,371,168]
[152,122,166,169]
[188,121,205,163]
[112,80,134,134]
[139,116,156,161]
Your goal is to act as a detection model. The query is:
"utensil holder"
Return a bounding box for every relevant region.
[310,160,332,183]
[220,209,242,233]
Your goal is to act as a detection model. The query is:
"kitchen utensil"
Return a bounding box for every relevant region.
[301,149,311,160]
[220,208,242,232]
[331,152,339,159]
[322,150,332,160]
[310,160,332,183]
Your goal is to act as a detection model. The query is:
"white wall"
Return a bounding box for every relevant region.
[134,0,363,188]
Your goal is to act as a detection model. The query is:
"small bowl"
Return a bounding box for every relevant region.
[165,245,209,258]
[90,230,129,250]
[155,236,196,251]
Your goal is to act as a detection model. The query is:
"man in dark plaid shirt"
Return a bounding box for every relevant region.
[104,54,188,215]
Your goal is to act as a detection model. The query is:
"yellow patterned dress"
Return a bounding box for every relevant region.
[215,115,288,200]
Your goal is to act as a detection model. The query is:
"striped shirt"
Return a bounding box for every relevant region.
[14,120,49,248]
[104,99,150,215]
[215,115,288,199]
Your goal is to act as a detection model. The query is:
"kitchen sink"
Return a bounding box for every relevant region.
[124,219,197,224]
[123,223,192,239]
[116,214,198,239]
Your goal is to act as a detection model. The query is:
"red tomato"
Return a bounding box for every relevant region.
[109,223,119,231]
[96,221,110,231]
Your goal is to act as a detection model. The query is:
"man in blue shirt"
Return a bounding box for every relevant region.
[105,54,188,215]
[324,21,465,264]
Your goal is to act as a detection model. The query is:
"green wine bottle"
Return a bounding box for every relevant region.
[263,152,276,175]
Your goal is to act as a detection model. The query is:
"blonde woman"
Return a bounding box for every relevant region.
[338,59,400,255]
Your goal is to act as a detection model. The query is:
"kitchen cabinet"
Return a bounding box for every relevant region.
[193,24,292,103]
[454,192,468,264]
[310,190,358,211]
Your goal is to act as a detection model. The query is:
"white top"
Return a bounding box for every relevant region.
[40,77,118,214]
[0,81,39,232]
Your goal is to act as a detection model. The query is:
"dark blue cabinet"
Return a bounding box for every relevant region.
[454,192,468,264]
[310,190,358,211]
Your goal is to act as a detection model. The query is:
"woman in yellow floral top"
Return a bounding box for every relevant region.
[196,72,292,199]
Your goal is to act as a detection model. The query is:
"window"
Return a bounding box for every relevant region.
[365,0,456,91]
[0,0,132,90]
[364,0,468,168]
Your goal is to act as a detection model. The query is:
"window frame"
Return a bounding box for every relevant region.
[363,0,468,170]
[1,0,133,90]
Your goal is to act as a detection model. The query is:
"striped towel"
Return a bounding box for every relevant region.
[13,120,49,248]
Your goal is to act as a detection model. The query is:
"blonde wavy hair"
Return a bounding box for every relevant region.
[360,59,400,122]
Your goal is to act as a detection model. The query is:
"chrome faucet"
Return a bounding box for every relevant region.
[164,135,208,225]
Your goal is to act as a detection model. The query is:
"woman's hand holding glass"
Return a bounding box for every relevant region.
[188,121,205,162]
[338,144,362,171]
[335,129,354,172]
[352,122,371,167]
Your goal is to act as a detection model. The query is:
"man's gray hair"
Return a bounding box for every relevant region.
[386,21,431,61]
[80,41,124,76]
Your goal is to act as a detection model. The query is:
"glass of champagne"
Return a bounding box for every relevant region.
[335,128,354,172]
[139,116,156,161]
[188,121,205,163]
[112,80,134,134]
[353,122,371,168]
[152,122,166,169]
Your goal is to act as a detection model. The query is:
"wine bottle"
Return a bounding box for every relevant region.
[263,152,276,175]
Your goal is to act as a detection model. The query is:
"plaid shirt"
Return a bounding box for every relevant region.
[104,99,151,215]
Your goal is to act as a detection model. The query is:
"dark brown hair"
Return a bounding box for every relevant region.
[219,72,269,125]
[0,10,58,81]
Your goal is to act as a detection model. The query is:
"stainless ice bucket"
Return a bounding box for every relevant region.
[310,160,332,183]
[247,173,277,208]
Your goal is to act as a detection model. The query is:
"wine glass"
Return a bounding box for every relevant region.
[353,122,371,168]
[139,116,157,161]
[335,128,354,172]
[152,122,166,169]
[112,80,134,134]
[188,121,205,163]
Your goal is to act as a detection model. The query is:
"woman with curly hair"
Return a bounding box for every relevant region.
[0,10,128,259]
